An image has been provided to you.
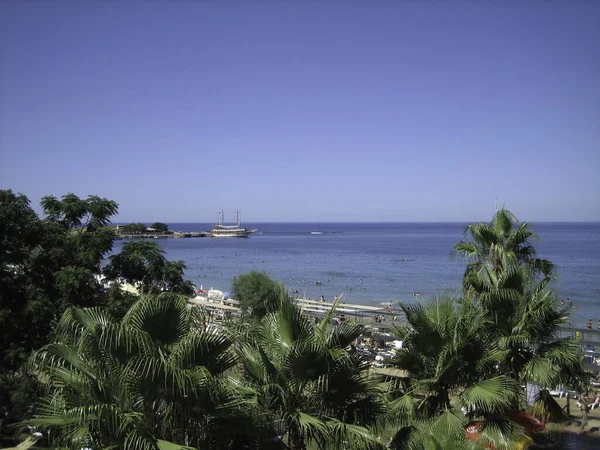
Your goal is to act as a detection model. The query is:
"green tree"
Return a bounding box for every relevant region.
[387,298,526,449]
[103,283,140,320]
[0,190,119,434]
[452,208,554,299]
[236,290,386,450]
[389,299,507,414]
[466,266,587,409]
[55,266,103,308]
[41,193,118,231]
[122,223,148,234]
[103,240,195,296]
[0,193,47,432]
[132,222,148,233]
[26,293,263,449]
[40,193,118,272]
[231,271,280,319]
[386,210,584,449]
[150,222,169,233]
[451,210,586,423]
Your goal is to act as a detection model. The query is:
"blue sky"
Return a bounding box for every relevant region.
[1,2,598,222]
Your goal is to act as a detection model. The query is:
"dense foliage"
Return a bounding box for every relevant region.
[0,191,195,439]
[231,271,281,319]
[119,222,170,234]
[121,223,148,234]
[103,240,195,296]
[0,191,118,433]
[26,294,265,449]
[1,196,587,449]
[236,289,387,450]
[150,222,170,233]
[386,209,586,449]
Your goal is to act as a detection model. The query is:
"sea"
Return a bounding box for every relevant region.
[112,222,600,327]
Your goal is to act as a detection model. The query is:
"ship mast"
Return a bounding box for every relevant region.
[236,208,241,227]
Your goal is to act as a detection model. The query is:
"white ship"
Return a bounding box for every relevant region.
[209,209,257,238]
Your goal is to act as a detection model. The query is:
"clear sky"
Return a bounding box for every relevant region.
[1,2,598,222]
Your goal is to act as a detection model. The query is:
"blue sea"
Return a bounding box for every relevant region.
[113,222,600,327]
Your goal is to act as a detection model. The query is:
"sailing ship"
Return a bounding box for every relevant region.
[209,209,257,238]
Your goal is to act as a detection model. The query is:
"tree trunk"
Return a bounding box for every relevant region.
[443,389,451,411]
[288,427,306,450]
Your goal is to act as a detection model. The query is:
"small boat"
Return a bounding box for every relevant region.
[310,231,323,235]
[209,209,257,238]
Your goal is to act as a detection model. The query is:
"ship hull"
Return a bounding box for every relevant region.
[210,232,250,238]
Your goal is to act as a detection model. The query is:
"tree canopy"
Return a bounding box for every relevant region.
[27,294,265,449]
[27,290,387,450]
[452,208,555,299]
[150,222,169,233]
[103,240,195,296]
[40,193,118,231]
[231,271,280,319]
[0,190,195,438]
[122,223,148,234]
[386,209,585,449]
[0,191,119,433]
[2,196,587,449]
[236,291,386,450]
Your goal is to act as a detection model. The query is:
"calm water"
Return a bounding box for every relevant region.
[113,222,600,326]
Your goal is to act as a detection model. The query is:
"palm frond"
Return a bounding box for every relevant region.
[124,293,190,348]
[522,357,559,386]
[168,329,236,374]
[459,377,521,415]
[296,411,328,443]
[475,417,527,450]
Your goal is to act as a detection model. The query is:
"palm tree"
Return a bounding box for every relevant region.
[386,297,527,449]
[235,289,386,450]
[389,299,506,413]
[473,268,588,417]
[388,410,520,450]
[454,211,588,420]
[24,293,260,449]
[452,208,554,299]
[457,238,587,395]
[103,240,195,296]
